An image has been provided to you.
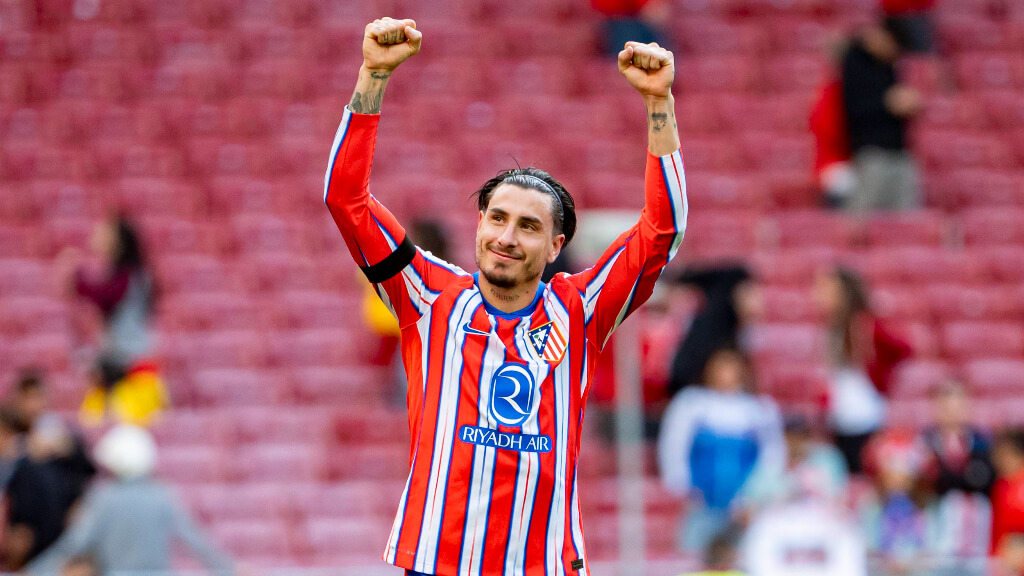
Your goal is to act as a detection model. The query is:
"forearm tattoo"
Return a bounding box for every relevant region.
[649,112,669,133]
[350,73,390,114]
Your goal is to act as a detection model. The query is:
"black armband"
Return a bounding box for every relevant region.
[360,235,416,283]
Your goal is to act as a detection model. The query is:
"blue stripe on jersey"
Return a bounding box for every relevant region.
[456,311,493,572]
[431,301,483,572]
[659,157,679,235]
[323,108,352,204]
[415,293,476,569]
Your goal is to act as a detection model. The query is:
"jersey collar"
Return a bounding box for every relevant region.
[473,272,546,320]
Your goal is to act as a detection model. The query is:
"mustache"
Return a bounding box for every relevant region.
[487,244,523,259]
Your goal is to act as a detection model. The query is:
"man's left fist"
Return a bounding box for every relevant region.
[618,41,674,99]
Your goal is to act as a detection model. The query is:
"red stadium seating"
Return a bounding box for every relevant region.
[2,0,1023,567]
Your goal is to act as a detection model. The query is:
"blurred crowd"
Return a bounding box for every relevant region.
[646,259,1022,576]
[1,0,1017,573]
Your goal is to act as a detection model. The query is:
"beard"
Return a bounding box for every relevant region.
[476,245,543,291]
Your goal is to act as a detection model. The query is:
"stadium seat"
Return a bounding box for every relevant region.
[328,443,409,481]
[157,445,230,484]
[0,259,51,299]
[964,359,1024,398]
[865,211,946,248]
[231,407,332,444]
[159,292,264,332]
[302,517,391,561]
[288,481,405,520]
[288,366,389,406]
[768,211,858,250]
[890,360,951,400]
[211,519,295,558]
[192,482,290,523]
[154,254,237,295]
[149,410,233,448]
[942,322,1024,361]
[963,208,1024,247]
[758,286,818,322]
[232,443,326,483]
[192,368,289,407]
[926,284,1024,322]
[872,285,932,323]
[748,322,824,363]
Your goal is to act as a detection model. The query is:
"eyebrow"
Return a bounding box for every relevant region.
[488,207,545,227]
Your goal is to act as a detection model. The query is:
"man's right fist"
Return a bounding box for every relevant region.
[363,18,422,73]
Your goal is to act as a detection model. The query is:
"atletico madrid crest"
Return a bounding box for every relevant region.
[528,321,566,364]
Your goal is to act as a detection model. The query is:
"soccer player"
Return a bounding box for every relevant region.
[324,17,687,576]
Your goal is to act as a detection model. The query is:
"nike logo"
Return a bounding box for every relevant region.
[462,323,489,336]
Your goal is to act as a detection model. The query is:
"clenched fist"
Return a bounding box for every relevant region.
[363,17,422,73]
[618,42,674,99]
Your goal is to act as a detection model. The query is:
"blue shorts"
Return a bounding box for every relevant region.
[407,572,432,576]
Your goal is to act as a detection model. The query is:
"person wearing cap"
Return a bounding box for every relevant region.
[25,425,233,576]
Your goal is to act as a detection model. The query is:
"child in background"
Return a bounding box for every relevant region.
[860,429,937,576]
[681,528,747,576]
[659,348,785,553]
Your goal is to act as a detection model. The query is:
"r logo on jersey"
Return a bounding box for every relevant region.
[529,322,566,364]
[489,362,536,428]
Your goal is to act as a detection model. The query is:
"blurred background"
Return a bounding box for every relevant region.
[1,0,1024,574]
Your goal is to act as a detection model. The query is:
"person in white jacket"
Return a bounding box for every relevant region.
[658,347,785,553]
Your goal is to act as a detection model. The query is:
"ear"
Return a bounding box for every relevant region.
[548,234,565,263]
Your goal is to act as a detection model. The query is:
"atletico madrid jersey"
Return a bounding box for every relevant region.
[324,107,688,576]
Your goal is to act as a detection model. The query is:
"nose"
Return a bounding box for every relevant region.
[495,222,518,247]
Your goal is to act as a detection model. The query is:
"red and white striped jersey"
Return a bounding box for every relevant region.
[324,107,688,576]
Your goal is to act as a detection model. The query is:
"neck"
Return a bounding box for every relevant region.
[478,275,540,314]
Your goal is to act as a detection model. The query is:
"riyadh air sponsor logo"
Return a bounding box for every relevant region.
[489,362,536,427]
[459,425,552,453]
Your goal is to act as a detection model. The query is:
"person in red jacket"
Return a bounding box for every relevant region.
[809,79,855,208]
[992,430,1024,556]
[814,266,913,474]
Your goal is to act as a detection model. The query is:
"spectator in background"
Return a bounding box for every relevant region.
[659,348,785,553]
[881,0,935,54]
[741,414,849,514]
[860,429,936,576]
[681,527,747,576]
[11,371,96,526]
[814,267,912,474]
[26,425,234,576]
[996,534,1024,576]
[840,19,924,211]
[991,430,1024,556]
[921,379,995,563]
[58,215,166,427]
[811,78,855,209]
[668,265,761,397]
[0,407,66,570]
[590,0,669,56]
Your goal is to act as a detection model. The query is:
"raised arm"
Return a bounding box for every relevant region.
[618,41,681,156]
[324,18,465,328]
[566,42,688,355]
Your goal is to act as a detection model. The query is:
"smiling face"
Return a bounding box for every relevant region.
[475,184,564,291]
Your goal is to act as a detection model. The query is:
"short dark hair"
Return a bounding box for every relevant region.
[472,167,577,246]
[16,368,44,395]
[996,429,1024,455]
[0,406,28,434]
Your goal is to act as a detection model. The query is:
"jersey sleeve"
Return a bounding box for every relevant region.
[566,149,688,350]
[324,107,468,328]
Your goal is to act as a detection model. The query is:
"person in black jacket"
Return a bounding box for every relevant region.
[841,18,924,211]
[668,265,761,397]
[921,379,995,497]
[0,407,66,570]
